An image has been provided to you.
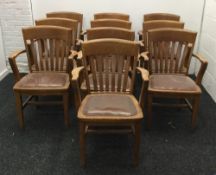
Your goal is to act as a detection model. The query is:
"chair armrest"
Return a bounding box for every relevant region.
[71,66,84,81]
[136,67,149,107]
[192,53,208,86]
[8,49,26,83]
[138,30,143,41]
[136,67,149,82]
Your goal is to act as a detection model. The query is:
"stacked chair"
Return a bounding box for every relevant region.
[8,11,208,167]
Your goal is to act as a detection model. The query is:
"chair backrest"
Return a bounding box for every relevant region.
[82,39,139,93]
[35,18,78,48]
[22,26,72,73]
[144,13,180,21]
[94,12,129,21]
[86,27,135,41]
[46,12,83,37]
[143,20,184,50]
[148,28,197,74]
[91,19,131,29]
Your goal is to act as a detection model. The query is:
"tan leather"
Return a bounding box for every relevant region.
[82,94,137,116]
[81,73,131,91]
[14,72,69,91]
[148,74,201,93]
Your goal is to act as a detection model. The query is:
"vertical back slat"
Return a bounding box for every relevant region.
[97,56,103,91]
[159,42,164,73]
[43,39,49,71]
[170,42,175,73]
[105,56,109,91]
[117,55,124,92]
[90,56,98,91]
[60,40,65,71]
[37,39,44,71]
[55,39,60,71]
[111,56,116,91]
[175,42,183,73]
[154,42,159,73]
[49,39,54,71]
[164,41,169,73]
[122,56,130,92]
[30,40,39,71]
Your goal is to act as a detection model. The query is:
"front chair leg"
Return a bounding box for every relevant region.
[63,92,70,127]
[79,122,86,167]
[14,91,24,129]
[133,122,141,166]
[191,95,200,129]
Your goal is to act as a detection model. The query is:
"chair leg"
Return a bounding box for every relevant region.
[147,94,153,129]
[14,92,24,129]
[79,122,86,167]
[63,93,70,127]
[133,122,141,166]
[191,95,200,129]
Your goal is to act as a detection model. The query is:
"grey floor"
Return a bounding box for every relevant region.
[0,74,216,175]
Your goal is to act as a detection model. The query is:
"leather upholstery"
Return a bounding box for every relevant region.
[14,72,69,91]
[81,73,131,91]
[81,94,138,117]
[148,74,201,93]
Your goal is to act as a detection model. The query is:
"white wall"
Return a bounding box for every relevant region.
[197,0,216,102]
[0,25,8,80]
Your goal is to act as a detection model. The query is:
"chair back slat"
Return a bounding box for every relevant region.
[22,26,71,73]
[82,39,139,93]
[91,19,131,29]
[87,27,135,40]
[144,13,180,21]
[94,12,129,21]
[148,28,196,74]
[143,20,184,51]
[36,18,78,48]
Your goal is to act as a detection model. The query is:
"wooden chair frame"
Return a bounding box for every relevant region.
[94,12,130,21]
[9,26,73,128]
[140,28,208,129]
[71,39,148,166]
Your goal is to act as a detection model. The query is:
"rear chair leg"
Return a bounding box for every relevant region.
[191,95,200,129]
[147,95,153,129]
[79,122,86,167]
[133,122,141,166]
[63,93,70,127]
[14,91,24,129]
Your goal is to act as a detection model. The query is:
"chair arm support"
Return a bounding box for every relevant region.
[71,66,85,111]
[136,67,149,82]
[136,67,149,107]
[192,53,208,86]
[8,49,26,83]
[139,51,149,62]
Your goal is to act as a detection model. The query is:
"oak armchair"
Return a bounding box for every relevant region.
[138,13,181,40]
[9,26,72,128]
[141,28,208,129]
[71,39,148,166]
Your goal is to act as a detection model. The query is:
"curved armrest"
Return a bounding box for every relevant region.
[136,67,149,82]
[8,49,26,83]
[71,66,84,81]
[192,53,208,86]
[139,51,149,61]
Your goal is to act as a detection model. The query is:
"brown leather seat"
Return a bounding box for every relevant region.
[148,74,201,94]
[81,73,131,92]
[14,72,70,92]
[78,94,143,121]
